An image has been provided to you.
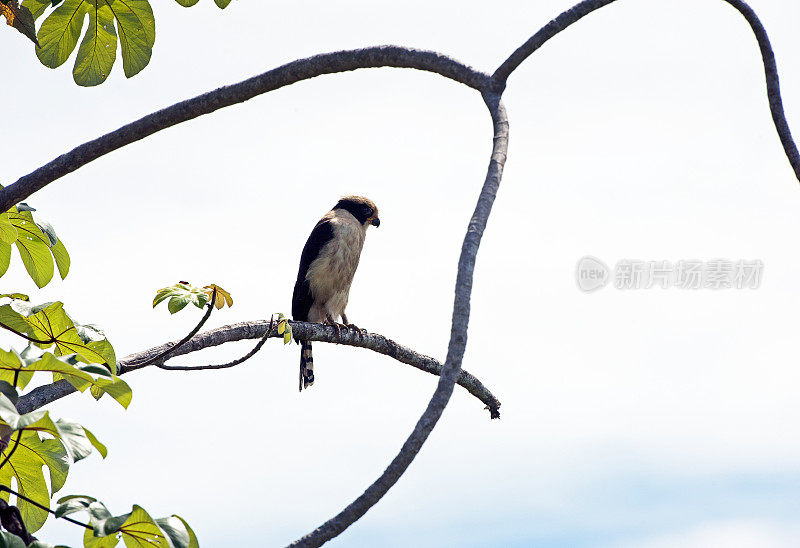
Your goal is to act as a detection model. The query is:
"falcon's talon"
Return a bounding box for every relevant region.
[344,323,367,339]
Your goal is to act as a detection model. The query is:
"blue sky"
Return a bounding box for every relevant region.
[4,0,800,546]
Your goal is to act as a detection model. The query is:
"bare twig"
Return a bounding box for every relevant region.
[154,315,275,372]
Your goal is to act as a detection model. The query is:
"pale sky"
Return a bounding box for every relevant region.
[4,0,800,546]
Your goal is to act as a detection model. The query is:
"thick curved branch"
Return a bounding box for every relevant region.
[16,320,501,418]
[0,47,497,213]
[493,0,616,84]
[494,0,800,181]
[288,92,508,547]
[721,0,800,181]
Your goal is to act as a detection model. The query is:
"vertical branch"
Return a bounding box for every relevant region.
[288,92,508,548]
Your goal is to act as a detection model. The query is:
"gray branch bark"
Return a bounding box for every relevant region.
[17,320,501,418]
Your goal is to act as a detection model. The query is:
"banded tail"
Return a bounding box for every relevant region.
[299,340,314,391]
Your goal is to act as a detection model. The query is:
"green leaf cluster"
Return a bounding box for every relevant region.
[21,0,233,86]
[0,197,205,545]
[0,205,69,289]
[0,392,106,532]
[153,281,233,314]
[55,497,198,548]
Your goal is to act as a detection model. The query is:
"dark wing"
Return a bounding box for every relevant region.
[292,218,335,321]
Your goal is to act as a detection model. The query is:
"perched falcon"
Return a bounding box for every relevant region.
[292,196,380,391]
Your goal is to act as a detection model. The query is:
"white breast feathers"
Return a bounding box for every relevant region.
[305,209,367,322]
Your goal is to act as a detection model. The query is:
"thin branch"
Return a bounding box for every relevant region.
[0,47,498,214]
[493,0,617,84]
[15,320,501,418]
[493,0,800,181]
[0,322,53,346]
[0,486,92,531]
[139,288,217,368]
[289,92,508,547]
[154,315,275,372]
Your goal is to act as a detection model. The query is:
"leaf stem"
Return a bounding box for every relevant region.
[0,321,53,345]
[0,485,92,530]
[155,315,275,371]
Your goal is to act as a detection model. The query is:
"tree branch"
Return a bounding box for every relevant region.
[0,46,498,214]
[288,91,508,547]
[15,320,501,418]
[493,0,800,181]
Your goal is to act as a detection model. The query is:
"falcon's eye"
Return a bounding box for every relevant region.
[364,207,374,218]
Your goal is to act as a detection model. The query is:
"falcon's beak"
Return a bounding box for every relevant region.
[370,217,381,227]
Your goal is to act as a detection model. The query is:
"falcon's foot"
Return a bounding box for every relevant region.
[324,315,347,338]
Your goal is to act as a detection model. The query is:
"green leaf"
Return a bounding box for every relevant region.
[0,430,69,532]
[0,348,34,390]
[0,532,27,548]
[73,2,117,86]
[82,426,107,458]
[0,305,33,340]
[32,218,57,247]
[21,302,116,371]
[0,381,18,404]
[88,376,131,408]
[155,516,198,548]
[0,216,18,245]
[173,0,199,6]
[0,394,105,463]
[36,0,90,69]
[154,282,209,314]
[88,505,164,547]
[55,494,96,518]
[0,294,29,301]
[21,0,51,20]
[167,295,190,314]
[106,0,154,78]
[214,0,231,8]
[50,239,70,279]
[8,211,54,289]
[0,243,11,278]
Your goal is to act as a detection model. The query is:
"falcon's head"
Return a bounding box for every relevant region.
[334,196,380,228]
